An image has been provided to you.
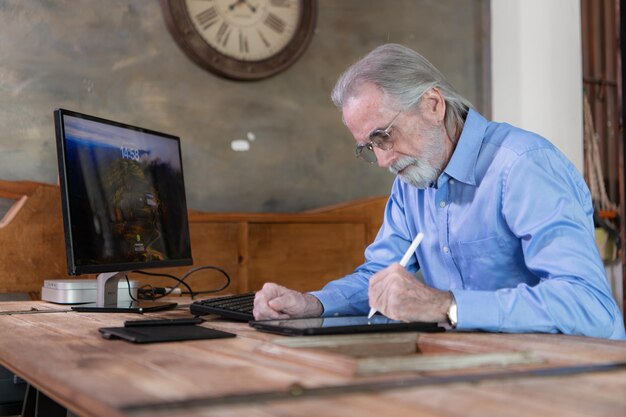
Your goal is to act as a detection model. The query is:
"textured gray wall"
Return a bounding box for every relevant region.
[0,0,488,212]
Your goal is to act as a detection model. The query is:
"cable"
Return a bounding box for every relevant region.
[130,265,231,300]
[179,265,231,297]
[124,274,139,302]
[131,270,194,295]
[137,283,156,300]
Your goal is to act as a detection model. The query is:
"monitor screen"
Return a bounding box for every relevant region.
[54,109,193,275]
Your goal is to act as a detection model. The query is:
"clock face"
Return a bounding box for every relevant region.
[186,0,302,62]
[161,0,317,80]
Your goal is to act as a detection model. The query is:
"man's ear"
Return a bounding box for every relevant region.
[419,88,446,125]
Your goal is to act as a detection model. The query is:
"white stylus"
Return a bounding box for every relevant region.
[367,232,424,319]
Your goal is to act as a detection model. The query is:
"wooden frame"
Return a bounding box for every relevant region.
[581,0,625,319]
[0,180,386,297]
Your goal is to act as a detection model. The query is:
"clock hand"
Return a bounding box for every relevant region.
[243,0,257,12]
[228,0,257,13]
[228,0,245,11]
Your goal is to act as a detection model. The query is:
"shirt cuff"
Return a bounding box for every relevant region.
[452,289,501,331]
[307,290,354,317]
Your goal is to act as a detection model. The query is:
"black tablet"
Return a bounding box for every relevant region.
[99,325,236,343]
[249,315,445,336]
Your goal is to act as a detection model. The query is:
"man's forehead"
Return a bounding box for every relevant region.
[344,83,386,110]
[343,87,394,137]
[342,92,396,142]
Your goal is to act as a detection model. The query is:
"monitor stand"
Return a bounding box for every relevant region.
[71,271,177,313]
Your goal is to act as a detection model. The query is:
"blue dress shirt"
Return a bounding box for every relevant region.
[311,109,626,340]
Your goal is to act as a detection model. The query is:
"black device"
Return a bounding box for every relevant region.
[124,317,204,327]
[99,323,235,343]
[190,292,255,321]
[249,315,445,336]
[54,109,193,313]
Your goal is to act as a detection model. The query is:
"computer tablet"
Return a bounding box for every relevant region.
[99,325,236,343]
[249,315,445,336]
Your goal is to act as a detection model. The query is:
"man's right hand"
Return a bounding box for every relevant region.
[253,282,323,320]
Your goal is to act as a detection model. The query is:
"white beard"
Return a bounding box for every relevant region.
[389,131,444,189]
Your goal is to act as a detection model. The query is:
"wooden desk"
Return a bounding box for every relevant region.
[0,301,625,417]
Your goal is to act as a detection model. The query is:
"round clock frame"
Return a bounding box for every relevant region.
[160,0,318,81]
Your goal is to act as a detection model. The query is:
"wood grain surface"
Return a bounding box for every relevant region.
[1,301,625,417]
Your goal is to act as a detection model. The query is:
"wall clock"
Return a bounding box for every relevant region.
[161,0,317,81]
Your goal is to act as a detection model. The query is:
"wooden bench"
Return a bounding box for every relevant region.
[0,179,387,298]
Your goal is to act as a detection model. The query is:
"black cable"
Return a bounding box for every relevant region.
[178,265,231,297]
[131,270,194,296]
[124,274,139,302]
[136,284,156,301]
[129,265,231,300]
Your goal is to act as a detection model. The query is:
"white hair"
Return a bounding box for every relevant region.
[331,44,471,140]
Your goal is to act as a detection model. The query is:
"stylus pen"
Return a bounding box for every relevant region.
[368,232,424,319]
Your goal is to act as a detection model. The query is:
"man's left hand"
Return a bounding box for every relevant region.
[368,264,452,322]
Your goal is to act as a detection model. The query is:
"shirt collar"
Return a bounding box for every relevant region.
[439,108,488,187]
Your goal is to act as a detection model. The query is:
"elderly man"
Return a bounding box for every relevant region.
[253,44,626,340]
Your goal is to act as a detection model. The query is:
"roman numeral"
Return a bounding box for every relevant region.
[216,22,231,46]
[239,31,249,54]
[196,7,218,30]
[257,30,270,48]
[264,13,286,34]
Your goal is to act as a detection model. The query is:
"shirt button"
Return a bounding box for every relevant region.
[449,179,455,185]
[443,246,450,253]
[439,201,446,208]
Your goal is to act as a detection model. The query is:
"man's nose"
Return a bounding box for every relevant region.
[373,147,394,169]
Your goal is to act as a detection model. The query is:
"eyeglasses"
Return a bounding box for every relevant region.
[355,111,402,163]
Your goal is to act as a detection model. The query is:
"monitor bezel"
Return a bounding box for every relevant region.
[54,108,193,275]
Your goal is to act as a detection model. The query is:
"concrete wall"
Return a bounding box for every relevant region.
[0,0,488,212]
[491,0,583,171]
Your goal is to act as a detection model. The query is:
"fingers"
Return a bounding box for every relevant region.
[254,283,288,320]
[268,293,297,314]
[368,264,413,320]
[368,267,392,315]
[368,264,449,322]
[253,282,306,320]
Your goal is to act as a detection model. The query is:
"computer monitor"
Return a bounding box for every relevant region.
[54,108,193,312]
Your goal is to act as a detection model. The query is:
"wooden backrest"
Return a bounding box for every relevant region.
[0,180,388,297]
[0,183,67,297]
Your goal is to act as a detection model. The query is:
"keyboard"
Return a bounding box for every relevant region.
[190,292,255,321]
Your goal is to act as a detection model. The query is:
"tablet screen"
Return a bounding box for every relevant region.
[249,315,444,336]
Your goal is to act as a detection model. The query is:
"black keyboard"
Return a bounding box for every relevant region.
[190,292,255,321]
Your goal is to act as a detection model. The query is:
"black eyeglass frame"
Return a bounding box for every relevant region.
[355,111,402,163]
